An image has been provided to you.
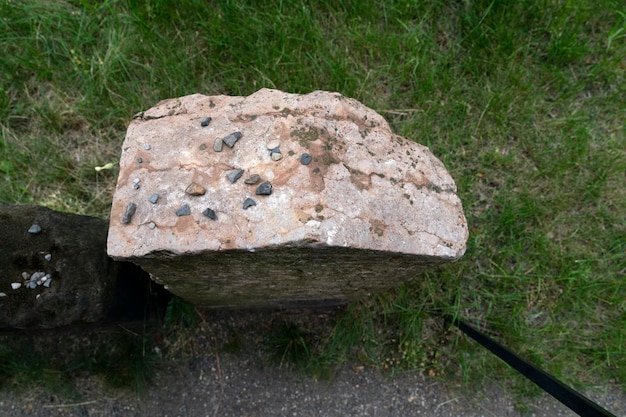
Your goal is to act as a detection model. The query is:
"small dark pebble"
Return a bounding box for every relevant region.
[137,157,143,163]
[227,169,245,183]
[133,183,140,190]
[201,117,212,127]
[175,204,191,216]
[28,224,42,234]
[199,144,207,151]
[149,193,159,204]
[122,203,137,224]
[300,153,312,165]
[243,198,256,209]
[222,131,243,148]
[202,208,217,220]
[244,174,261,185]
[255,181,272,195]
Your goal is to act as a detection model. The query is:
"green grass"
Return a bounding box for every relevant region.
[267,321,312,370]
[1,0,624,396]
[0,327,158,394]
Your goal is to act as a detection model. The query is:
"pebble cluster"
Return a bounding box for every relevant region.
[8,225,54,296]
[121,117,316,226]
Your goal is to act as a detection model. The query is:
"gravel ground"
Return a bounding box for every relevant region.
[1,309,623,417]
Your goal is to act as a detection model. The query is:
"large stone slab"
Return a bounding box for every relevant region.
[107,89,468,308]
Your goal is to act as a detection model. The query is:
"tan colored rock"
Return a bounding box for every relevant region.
[107,89,468,308]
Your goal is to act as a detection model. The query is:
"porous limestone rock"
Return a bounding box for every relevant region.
[107,89,468,308]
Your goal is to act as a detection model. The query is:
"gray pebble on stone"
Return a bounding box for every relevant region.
[201,117,212,127]
[244,174,261,185]
[266,140,280,150]
[144,144,151,150]
[255,181,272,196]
[270,147,282,161]
[149,193,159,204]
[227,169,245,183]
[137,157,143,163]
[175,204,191,216]
[202,208,217,220]
[213,137,223,152]
[133,183,140,190]
[30,272,45,282]
[28,224,42,234]
[243,198,256,209]
[300,153,312,165]
[222,131,243,148]
[122,203,137,224]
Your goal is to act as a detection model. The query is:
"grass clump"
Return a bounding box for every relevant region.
[267,321,312,370]
[164,295,200,329]
[0,0,624,396]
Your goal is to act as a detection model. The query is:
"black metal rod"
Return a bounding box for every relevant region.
[446,315,617,417]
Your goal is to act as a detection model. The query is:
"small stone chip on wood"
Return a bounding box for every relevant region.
[107,89,468,308]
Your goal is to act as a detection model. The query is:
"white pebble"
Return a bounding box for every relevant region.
[30,271,45,282]
[266,140,280,150]
[271,152,283,161]
[22,271,30,279]
[0,292,7,297]
[45,254,52,261]
[11,283,21,290]
[148,222,156,229]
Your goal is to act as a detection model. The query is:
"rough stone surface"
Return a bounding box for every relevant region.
[107,89,468,307]
[0,205,120,328]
